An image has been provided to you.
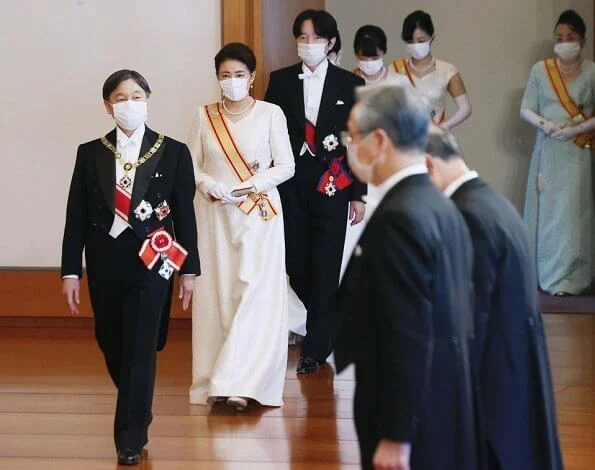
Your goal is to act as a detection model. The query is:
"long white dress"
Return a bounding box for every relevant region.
[188,100,295,407]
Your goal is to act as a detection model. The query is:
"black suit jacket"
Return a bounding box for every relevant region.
[264,61,366,201]
[61,127,200,278]
[334,174,479,470]
[451,177,562,470]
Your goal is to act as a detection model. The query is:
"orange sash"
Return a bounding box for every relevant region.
[544,58,592,148]
[392,58,445,124]
[204,103,277,221]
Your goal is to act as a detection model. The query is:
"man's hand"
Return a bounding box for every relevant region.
[62,278,80,315]
[373,440,411,470]
[349,201,366,226]
[179,275,195,311]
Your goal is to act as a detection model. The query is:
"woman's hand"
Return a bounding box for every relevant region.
[220,194,248,205]
[208,182,230,200]
[550,125,581,141]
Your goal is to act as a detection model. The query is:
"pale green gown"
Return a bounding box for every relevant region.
[522,60,595,295]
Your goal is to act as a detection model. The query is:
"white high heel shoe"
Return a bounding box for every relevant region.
[227,396,248,411]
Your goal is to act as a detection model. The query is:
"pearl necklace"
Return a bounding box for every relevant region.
[556,57,582,75]
[222,97,254,116]
[364,67,388,84]
[408,57,436,74]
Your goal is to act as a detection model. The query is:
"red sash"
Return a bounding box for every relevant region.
[305,120,317,155]
[115,185,132,223]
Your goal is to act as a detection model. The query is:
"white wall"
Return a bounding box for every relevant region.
[327,0,593,208]
[0,0,221,267]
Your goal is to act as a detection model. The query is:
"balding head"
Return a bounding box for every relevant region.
[425,124,463,161]
[424,125,470,192]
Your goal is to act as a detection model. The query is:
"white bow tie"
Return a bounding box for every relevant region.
[299,69,323,80]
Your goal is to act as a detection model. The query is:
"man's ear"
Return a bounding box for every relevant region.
[104,100,114,117]
[425,154,435,174]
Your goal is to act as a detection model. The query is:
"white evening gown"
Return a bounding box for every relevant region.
[188,101,295,406]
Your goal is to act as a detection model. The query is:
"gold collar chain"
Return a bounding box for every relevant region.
[101,134,165,174]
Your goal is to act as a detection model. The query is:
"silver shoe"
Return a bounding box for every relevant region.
[227,396,248,411]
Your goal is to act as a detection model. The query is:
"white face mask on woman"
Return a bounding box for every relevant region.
[554,42,581,61]
[112,100,148,131]
[219,77,250,102]
[358,58,384,76]
[406,40,432,60]
[298,43,328,67]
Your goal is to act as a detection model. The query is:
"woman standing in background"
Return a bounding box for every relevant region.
[352,25,409,87]
[395,10,472,130]
[521,9,595,296]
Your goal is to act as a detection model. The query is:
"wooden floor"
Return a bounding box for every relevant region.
[0,314,593,469]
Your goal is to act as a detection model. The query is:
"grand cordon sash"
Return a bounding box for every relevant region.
[204,103,277,221]
[393,58,446,125]
[544,58,593,148]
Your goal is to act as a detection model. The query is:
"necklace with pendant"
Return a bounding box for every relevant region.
[101,134,165,190]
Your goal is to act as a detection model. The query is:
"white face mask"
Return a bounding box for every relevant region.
[406,40,432,60]
[112,100,148,131]
[358,58,384,76]
[347,135,380,183]
[219,77,250,102]
[554,42,581,61]
[298,43,328,67]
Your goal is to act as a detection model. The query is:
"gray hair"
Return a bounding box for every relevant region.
[425,130,462,161]
[353,83,430,152]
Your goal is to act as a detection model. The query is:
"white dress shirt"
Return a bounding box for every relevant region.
[299,59,329,156]
[301,58,329,126]
[364,163,429,218]
[63,125,145,280]
[443,170,479,198]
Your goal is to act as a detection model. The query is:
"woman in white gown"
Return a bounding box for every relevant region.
[188,43,295,410]
[394,10,472,131]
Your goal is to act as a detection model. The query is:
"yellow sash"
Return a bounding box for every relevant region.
[204,103,277,221]
[544,58,592,148]
[392,58,445,124]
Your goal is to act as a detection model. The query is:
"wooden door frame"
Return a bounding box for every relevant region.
[221,0,265,98]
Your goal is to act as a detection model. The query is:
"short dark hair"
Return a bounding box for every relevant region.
[330,30,342,54]
[102,69,151,100]
[215,42,257,74]
[556,9,587,38]
[402,10,434,42]
[293,9,338,40]
[425,131,462,161]
[354,25,387,56]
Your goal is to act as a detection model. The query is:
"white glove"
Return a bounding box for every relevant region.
[208,182,230,200]
[550,125,581,141]
[220,194,249,205]
[520,108,562,136]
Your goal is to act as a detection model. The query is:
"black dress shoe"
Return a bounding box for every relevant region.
[117,449,140,466]
[297,356,322,375]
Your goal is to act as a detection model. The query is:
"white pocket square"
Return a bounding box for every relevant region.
[336,100,345,105]
[354,245,363,257]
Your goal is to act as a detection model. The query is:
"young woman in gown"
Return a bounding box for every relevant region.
[521,10,595,296]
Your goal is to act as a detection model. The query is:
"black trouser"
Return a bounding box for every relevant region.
[85,229,171,452]
[280,164,349,362]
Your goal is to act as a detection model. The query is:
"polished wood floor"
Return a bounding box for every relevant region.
[0,314,592,469]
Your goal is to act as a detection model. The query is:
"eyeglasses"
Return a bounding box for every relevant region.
[340,129,374,148]
[340,131,352,148]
